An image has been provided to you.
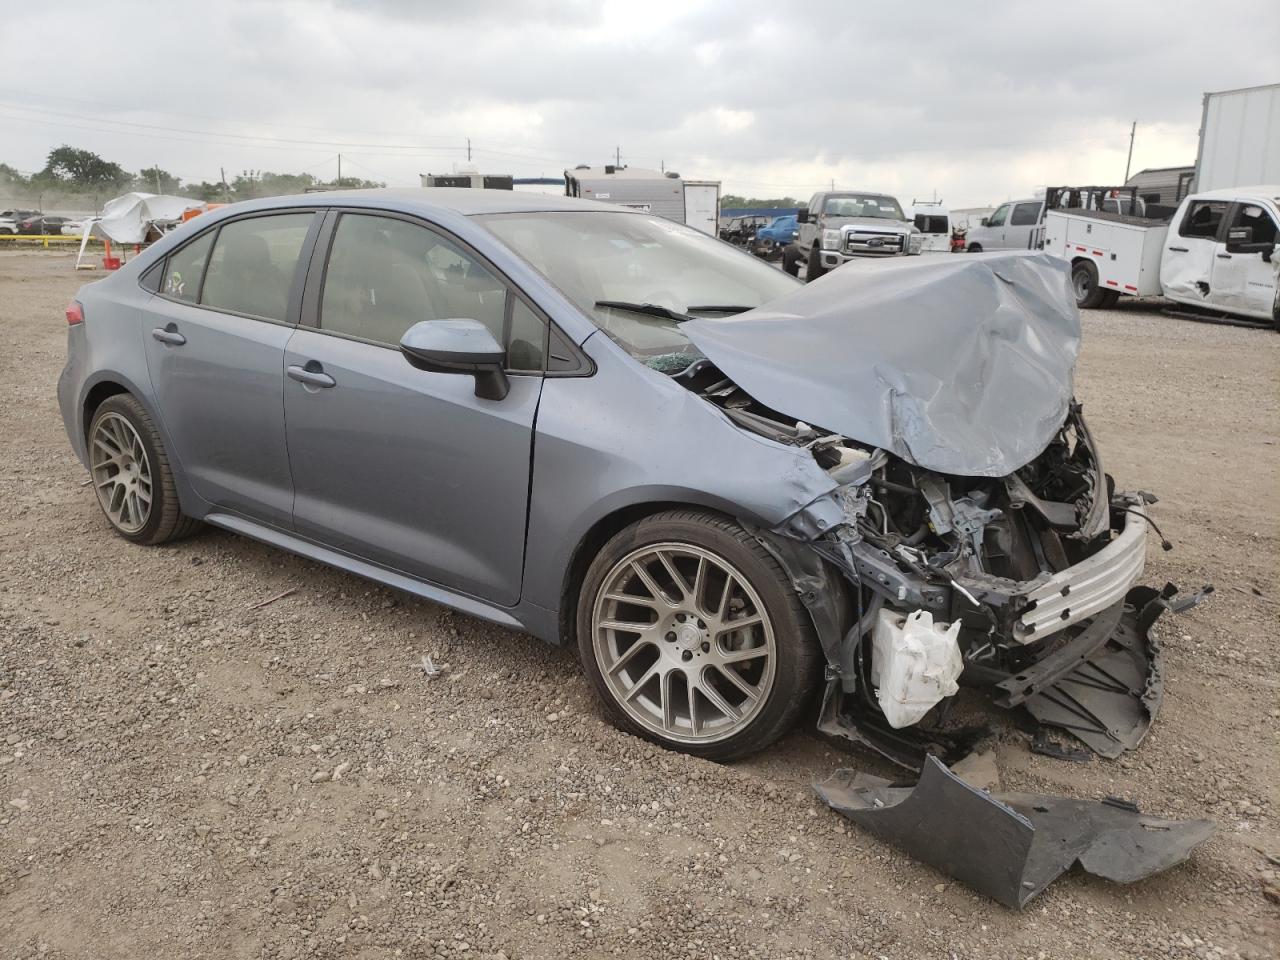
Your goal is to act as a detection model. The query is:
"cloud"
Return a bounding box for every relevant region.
[0,0,1275,203]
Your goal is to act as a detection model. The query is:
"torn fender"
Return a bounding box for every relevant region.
[816,756,1215,909]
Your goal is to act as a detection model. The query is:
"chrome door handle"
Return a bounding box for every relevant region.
[287,364,336,388]
[1216,253,1232,259]
[1167,246,1189,252]
[151,327,186,346]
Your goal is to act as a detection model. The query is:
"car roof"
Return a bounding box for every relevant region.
[1189,185,1280,204]
[213,187,629,218]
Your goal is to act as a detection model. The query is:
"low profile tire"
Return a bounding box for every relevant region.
[1071,260,1108,309]
[804,244,827,281]
[87,394,202,545]
[780,243,802,277]
[577,510,822,762]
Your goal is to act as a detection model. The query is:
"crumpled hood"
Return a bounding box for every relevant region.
[683,252,1080,477]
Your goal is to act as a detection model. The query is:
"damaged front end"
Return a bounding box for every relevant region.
[670,252,1215,904]
[676,346,1203,766]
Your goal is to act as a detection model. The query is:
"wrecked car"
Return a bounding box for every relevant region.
[60,190,1194,769]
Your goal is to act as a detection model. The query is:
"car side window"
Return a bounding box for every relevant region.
[161,230,214,303]
[1010,202,1041,226]
[1178,201,1227,240]
[320,213,546,371]
[987,204,1010,227]
[201,214,313,322]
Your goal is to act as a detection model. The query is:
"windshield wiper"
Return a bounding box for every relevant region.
[594,300,692,322]
[685,304,755,315]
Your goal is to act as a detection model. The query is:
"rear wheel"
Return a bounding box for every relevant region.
[1071,260,1108,309]
[804,244,827,281]
[88,394,202,545]
[577,510,822,761]
[967,243,982,253]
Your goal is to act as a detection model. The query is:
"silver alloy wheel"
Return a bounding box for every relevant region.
[90,412,153,534]
[591,542,777,744]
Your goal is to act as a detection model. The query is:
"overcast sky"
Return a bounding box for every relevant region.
[3,0,1277,206]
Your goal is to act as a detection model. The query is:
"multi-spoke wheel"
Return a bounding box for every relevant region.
[577,511,821,761]
[91,412,152,533]
[86,394,202,545]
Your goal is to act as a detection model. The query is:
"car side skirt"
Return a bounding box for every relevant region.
[204,512,526,632]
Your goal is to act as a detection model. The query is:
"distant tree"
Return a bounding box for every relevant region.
[189,180,229,203]
[332,176,384,190]
[136,166,182,194]
[0,162,29,188]
[39,145,131,187]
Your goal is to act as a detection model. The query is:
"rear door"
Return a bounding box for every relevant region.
[1161,198,1228,305]
[282,210,549,605]
[141,210,319,527]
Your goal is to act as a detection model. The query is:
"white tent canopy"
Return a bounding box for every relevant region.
[88,191,201,244]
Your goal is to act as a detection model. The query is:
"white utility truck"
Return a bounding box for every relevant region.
[1042,185,1279,328]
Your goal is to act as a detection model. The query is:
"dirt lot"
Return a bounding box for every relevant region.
[1,249,1277,960]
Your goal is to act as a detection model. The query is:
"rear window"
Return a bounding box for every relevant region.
[200,214,313,322]
[161,230,214,303]
[1179,201,1227,239]
[913,215,948,234]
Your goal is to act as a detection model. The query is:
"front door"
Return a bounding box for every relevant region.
[283,211,549,606]
[1161,198,1228,306]
[141,211,318,527]
[1210,202,1280,320]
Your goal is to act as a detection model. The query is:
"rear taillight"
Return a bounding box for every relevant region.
[66,300,84,325]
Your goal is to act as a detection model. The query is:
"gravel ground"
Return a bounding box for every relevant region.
[1,249,1277,960]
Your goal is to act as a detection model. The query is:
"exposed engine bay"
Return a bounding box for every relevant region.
[673,354,1212,765]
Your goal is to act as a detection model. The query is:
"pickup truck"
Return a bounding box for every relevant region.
[783,191,922,279]
[1042,185,1279,328]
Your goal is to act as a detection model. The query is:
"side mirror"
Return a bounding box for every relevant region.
[399,319,509,401]
[796,209,810,224]
[1224,225,1275,259]
[979,217,990,227]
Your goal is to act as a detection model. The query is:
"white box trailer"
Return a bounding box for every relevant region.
[565,166,721,235]
[1195,84,1280,193]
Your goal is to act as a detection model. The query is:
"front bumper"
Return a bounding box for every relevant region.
[1013,508,1149,641]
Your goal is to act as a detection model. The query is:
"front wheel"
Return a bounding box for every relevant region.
[781,243,802,276]
[577,510,821,761]
[804,244,827,281]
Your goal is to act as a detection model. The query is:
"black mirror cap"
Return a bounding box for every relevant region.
[399,319,510,401]
[796,209,810,224]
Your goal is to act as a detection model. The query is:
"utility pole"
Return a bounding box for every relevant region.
[831,178,835,191]
[153,165,161,195]
[220,166,230,202]
[337,153,342,185]
[1123,120,1136,183]
[615,145,621,167]
[466,138,471,163]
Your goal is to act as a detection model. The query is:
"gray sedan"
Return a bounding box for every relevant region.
[58,188,1181,765]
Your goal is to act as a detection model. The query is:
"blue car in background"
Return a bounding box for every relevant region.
[751,214,797,259]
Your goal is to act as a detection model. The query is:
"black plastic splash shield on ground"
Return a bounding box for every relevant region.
[815,756,1215,909]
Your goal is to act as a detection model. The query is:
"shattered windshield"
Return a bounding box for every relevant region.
[476,211,800,366]
[824,195,906,220]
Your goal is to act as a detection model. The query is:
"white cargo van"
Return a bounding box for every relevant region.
[909,202,952,253]
[964,199,1043,252]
